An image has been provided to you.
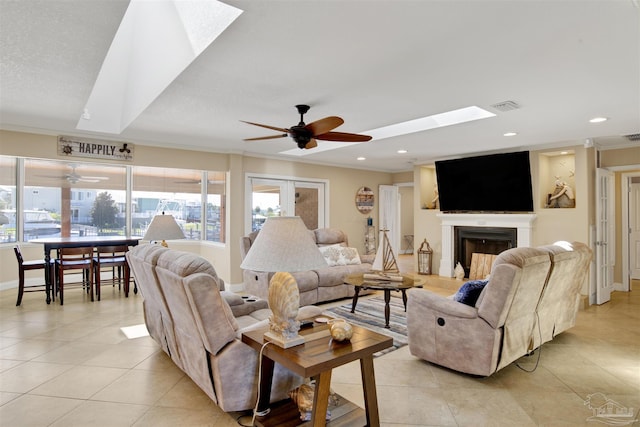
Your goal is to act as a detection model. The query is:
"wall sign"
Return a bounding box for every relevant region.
[58,136,134,161]
[355,186,374,214]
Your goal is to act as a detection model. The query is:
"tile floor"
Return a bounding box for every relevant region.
[0,263,638,426]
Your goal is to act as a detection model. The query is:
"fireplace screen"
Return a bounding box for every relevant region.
[455,227,516,278]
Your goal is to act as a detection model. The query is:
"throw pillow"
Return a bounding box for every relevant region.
[453,279,489,307]
[319,245,362,266]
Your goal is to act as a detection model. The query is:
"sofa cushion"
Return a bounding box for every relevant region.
[315,228,348,246]
[319,244,361,266]
[453,279,488,306]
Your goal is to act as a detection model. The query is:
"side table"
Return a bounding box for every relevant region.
[242,321,392,426]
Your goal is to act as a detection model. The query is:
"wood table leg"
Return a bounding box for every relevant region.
[384,289,391,328]
[401,289,408,311]
[360,355,381,427]
[311,370,332,427]
[256,354,275,414]
[351,286,361,313]
[44,249,52,304]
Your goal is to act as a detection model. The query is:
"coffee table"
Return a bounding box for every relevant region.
[242,320,392,427]
[345,274,422,328]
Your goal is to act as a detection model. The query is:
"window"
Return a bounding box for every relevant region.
[2,156,226,244]
[24,159,126,239]
[132,166,225,243]
[0,156,17,242]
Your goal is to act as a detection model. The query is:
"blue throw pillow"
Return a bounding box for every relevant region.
[453,279,488,307]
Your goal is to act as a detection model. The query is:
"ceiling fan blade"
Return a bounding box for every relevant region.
[305,116,344,136]
[305,139,318,149]
[244,134,288,141]
[79,176,108,180]
[315,131,372,142]
[241,120,289,133]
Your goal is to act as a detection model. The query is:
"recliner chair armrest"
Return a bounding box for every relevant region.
[408,289,478,319]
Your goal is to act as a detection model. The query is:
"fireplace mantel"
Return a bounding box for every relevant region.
[437,213,536,277]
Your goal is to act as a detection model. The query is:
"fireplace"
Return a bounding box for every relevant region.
[437,213,536,277]
[455,226,517,278]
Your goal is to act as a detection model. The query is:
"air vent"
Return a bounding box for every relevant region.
[490,100,521,112]
[625,133,640,141]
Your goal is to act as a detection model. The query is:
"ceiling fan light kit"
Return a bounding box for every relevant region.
[242,105,372,150]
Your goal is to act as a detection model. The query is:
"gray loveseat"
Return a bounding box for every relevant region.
[126,244,322,412]
[407,241,592,376]
[240,227,375,306]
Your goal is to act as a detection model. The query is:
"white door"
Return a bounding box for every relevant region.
[630,179,640,279]
[293,181,325,230]
[595,168,615,304]
[245,177,327,234]
[246,178,288,234]
[379,185,401,257]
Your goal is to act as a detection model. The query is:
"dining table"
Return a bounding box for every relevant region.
[30,236,140,304]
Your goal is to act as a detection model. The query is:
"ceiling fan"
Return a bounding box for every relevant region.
[242,105,372,149]
[39,165,109,184]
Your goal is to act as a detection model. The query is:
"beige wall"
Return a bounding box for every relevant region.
[2,129,636,291]
[0,130,392,288]
[413,146,594,279]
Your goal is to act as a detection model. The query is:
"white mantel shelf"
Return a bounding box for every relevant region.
[437,213,537,277]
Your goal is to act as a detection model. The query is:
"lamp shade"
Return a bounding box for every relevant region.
[143,213,185,242]
[240,216,327,273]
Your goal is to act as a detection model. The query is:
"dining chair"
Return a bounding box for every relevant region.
[93,245,131,301]
[13,245,54,306]
[55,246,94,305]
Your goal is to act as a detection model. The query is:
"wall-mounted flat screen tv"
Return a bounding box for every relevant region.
[435,151,534,213]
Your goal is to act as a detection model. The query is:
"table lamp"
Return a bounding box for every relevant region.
[240,216,327,348]
[143,212,185,247]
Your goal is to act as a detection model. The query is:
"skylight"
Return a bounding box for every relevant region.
[279,105,496,156]
[77,0,242,134]
[280,141,360,156]
[363,106,496,141]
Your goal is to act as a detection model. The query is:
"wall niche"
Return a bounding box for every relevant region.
[420,166,439,210]
[538,151,576,209]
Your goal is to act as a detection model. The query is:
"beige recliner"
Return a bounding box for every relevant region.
[127,245,322,412]
[407,242,592,376]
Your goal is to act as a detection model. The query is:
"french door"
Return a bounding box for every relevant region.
[595,168,615,305]
[245,176,326,234]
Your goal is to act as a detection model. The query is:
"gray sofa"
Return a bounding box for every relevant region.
[126,244,322,412]
[407,241,592,376]
[240,227,375,306]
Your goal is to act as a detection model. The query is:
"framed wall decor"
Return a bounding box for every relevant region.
[355,186,374,214]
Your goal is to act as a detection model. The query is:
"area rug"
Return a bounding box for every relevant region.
[323,295,408,356]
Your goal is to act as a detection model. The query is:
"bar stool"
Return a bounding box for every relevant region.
[93,245,131,301]
[13,245,54,306]
[55,246,94,305]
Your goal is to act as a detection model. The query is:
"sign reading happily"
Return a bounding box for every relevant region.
[58,136,134,161]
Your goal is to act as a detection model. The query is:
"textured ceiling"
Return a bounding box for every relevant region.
[1,0,638,172]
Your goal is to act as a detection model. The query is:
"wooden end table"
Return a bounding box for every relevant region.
[242,320,392,427]
[345,274,422,329]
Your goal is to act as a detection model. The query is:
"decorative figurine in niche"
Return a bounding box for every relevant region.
[427,184,440,209]
[547,180,575,208]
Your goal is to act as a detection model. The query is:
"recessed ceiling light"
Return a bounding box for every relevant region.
[560,151,568,155]
[397,149,408,154]
[503,132,517,137]
[357,157,366,161]
[589,117,608,123]
[363,106,496,141]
